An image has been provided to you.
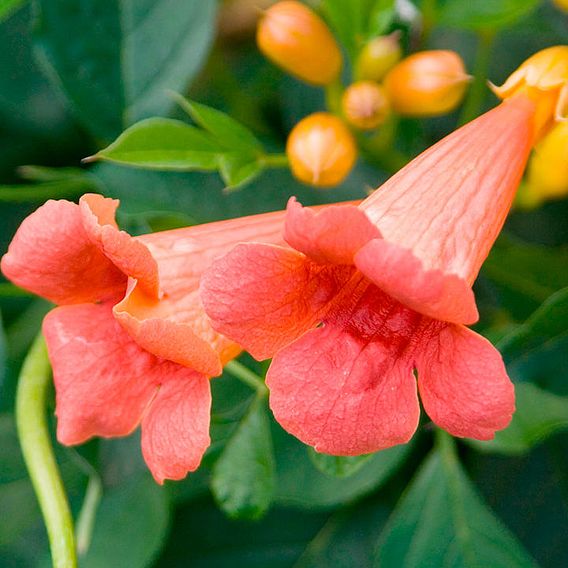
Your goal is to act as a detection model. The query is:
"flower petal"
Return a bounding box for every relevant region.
[1,200,125,304]
[284,197,380,264]
[266,286,421,454]
[113,282,228,376]
[360,96,535,283]
[43,303,160,445]
[201,243,356,360]
[141,372,211,484]
[79,194,160,298]
[416,324,515,440]
[355,238,478,325]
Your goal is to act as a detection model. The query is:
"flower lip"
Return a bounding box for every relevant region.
[284,198,478,326]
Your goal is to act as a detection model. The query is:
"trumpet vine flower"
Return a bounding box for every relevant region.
[1,194,284,482]
[202,93,541,455]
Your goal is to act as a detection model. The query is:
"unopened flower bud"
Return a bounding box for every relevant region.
[256,1,342,86]
[522,120,568,206]
[355,32,402,82]
[342,81,391,130]
[552,0,568,12]
[384,50,470,117]
[492,46,568,140]
[286,113,357,187]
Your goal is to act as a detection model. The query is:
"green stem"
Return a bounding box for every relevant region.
[458,31,496,126]
[324,78,344,116]
[0,283,32,297]
[356,114,411,174]
[435,428,457,457]
[16,334,77,568]
[261,154,289,168]
[225,360,268,395]
[76,474,103,557]
[420,0,438,47]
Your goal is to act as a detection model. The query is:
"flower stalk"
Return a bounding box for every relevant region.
[225,360,268,395]
[16,333,77,568]
[458,30,496,125]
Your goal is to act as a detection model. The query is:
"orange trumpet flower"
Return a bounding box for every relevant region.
[1,194,284,483]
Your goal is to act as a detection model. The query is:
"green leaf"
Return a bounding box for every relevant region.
[368,0,397,38]
[274,425,411,510]
[499,287,568,362]
[437,0,541,30]
[482,237,568,320]
[0,312,5,388]
[468,383,568,455]
[497,287,568,393]
[173,95,263,153]
[322,0,395,59]
[308,450,373,478]
[92,118,224,170]
[218,153,264,191]
[377,439,538,567]
[211,395,275,520]
[0,177,98,203]
[81,473,170,568]
[33,0,217,141]
[0,0,26,22]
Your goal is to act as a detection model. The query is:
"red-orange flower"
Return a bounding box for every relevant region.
[201,94,538,454]
[1,194,284,482]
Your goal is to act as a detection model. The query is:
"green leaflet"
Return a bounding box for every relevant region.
[211,395,275,520]
[33,0,217,141]
[377,436,538,568]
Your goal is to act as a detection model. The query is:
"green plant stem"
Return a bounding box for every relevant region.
[325,78,344,115]
[435,428,457,461]
[225,360,268,395]
[261,154,289,168]
[16,334,77,568]
[0,283,32,297]
[458,31,496,126]
[75,474,103,557]
[356,114,411,173]
[420,0,438,47]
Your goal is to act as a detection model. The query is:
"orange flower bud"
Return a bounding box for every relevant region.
[355,32,402,82]
[491,46,568,139]
[342,81,391,130]
[384,50,470,117]
[256,1,342,86]
[522,120,568,206]
[286,113,357,187]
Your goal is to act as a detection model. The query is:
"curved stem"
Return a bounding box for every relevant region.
[76,474,102,557]
[16,334,77,568]
[225,360,268,396]
[458,31,496,126]
[261,154,289,168]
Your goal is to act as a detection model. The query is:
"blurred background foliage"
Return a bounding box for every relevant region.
[0,0,567,567]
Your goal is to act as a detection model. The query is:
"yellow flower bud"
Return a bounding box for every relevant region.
[286,113,357,187]
[491,46,568,139]
[524,120,568,206]
[552,0,568,12]
[342,81,391,130]
[384,50,470,117]
[256,1,342,86]
[355,32,402,82]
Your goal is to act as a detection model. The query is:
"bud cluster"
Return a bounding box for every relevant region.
[256,1,471,187]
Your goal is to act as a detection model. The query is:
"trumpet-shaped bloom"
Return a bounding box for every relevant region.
[201,94,538,454]
[1,194,284,482]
